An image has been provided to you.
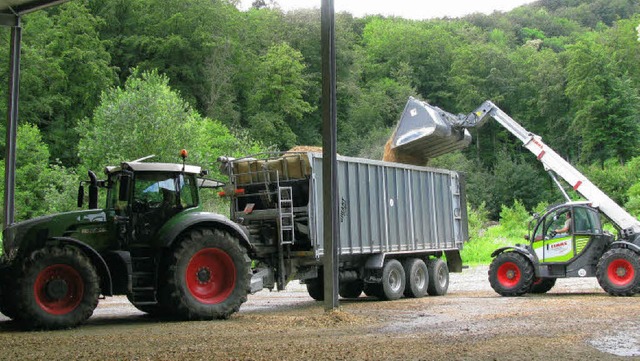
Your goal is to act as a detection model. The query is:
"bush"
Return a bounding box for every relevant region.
[461,200,534,265]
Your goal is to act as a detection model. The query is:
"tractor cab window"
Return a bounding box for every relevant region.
[134,173,179,213]
[107,173,128,215]
[178,174,198,209]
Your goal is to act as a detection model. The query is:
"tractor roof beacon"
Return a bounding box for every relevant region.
[392,97,640,297]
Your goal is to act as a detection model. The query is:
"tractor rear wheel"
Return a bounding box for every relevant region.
[15,245,100,329]
[530,278,556,294]
[596,248,640,296]
[426,258,449,296]
[403,258,429,298]
[380,259,405,300]
[488,252,534,297]
[166,228,252,320]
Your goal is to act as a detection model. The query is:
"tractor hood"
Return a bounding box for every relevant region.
[2,209,108,263]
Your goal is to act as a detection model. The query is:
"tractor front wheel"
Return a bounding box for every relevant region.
[596,248,640,296]
[166,228,252,319]
[15,246,100,329]
[488,252,534,297]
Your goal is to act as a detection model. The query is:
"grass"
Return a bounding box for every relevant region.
[460,223,529,265]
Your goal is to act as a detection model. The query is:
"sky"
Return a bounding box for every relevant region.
[238,0,538,20]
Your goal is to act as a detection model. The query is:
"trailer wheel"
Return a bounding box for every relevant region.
[166,228,252,319]
[403,258,429,298]
[530,278,556,294]
[488,252,534,297]
[339,280,363,299]
[306,272,324,301]
[15,246,100,329]
[426,258,449,296]
[380,259,405,300]
[596,248,640,296]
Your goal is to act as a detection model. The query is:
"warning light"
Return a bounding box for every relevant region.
[180,149,188,159]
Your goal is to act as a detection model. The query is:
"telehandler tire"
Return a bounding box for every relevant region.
[426,258,449,296]
[529,277,556,294]
[596,248,640,296]
[16,245,100,329]
[166,228,252,320]
[488,252,534,297]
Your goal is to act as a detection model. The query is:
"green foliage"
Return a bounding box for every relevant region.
[77,69,264,176]
[245,42,315,149]
[0,124,77,223]
[461,201,533,265]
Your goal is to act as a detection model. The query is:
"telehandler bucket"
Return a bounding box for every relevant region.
[390,97,471,162]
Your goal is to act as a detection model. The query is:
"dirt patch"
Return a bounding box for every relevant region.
[1,267,638,360]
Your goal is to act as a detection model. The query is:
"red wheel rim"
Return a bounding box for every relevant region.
[186,248,236,304]
[497,262,521,288]
[608,259,634,286]
[34,264,84,315]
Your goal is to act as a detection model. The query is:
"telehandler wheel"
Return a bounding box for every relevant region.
[596,248,640,296]
[488,252,534,297]
[403,258,429,298]
[306,271,324,301]
[166,228,252,320]
[339,280,364,299]
[426,258,449,296]
[380,259,405,300]
[529,278,556,294]
[15,245,100,330]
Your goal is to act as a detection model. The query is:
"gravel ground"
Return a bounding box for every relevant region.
[0,266,639,361]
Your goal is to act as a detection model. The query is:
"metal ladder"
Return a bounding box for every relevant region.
[278,186,295,245]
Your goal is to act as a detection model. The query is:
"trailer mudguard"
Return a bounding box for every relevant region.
[50,237,113,296]
[156,212,253,252]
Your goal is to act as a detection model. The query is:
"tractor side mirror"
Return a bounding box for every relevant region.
[119,174,131,202]
[88,171,99,209]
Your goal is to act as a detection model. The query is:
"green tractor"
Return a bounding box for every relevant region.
[0,154,253,329]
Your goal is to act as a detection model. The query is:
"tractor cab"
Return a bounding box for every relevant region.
[105,161,203,247]
[527,203,614,277]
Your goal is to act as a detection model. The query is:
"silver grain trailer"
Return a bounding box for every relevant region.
[219,152,468,301]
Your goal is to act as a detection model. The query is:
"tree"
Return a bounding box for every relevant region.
[77,69,264,176]
[245,42,314,149]
[0,124,77,223]
[565,32,639,165]
[15,1,115,166]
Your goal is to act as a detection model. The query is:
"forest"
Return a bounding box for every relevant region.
[0,0,639,225]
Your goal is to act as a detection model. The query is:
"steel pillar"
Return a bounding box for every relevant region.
[4,15,21,229]
[321,0,339,310]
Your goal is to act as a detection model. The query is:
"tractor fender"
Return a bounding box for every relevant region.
[491,245,537,265]
[156,212,253,253]
[49,237,113,296]
[608,241,640,254]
